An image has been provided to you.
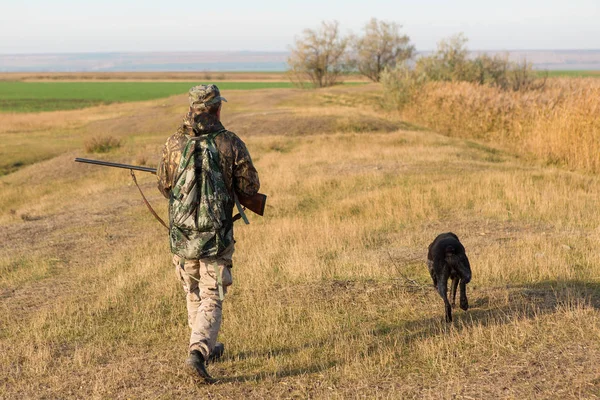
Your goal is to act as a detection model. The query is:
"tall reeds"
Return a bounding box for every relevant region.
[395,78,600,172]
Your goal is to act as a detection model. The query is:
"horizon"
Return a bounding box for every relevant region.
[3,49,600,72]
[2,48,600,56]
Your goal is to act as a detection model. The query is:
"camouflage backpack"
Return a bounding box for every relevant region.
[168,130,233,259]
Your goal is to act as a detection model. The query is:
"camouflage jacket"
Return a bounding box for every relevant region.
[157,111,260,211]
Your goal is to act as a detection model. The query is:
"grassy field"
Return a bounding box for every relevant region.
[540,70,600,78]
[1,83,599,398]
[0,81,297,113]
[0,80,367,113]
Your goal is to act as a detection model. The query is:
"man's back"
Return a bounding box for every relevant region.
[157,111,260,207]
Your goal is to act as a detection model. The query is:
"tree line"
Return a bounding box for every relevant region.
[288,20,543,92]
[288,19,413,87]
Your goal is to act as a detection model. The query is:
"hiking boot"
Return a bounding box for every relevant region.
[185,350,215,384]
[208,342,225,363]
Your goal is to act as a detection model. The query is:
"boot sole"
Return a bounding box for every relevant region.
[185,360,216,384]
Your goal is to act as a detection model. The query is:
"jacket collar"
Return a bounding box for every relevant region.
[181,111,224,136]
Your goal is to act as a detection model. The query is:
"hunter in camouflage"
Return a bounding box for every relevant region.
[158,85,259,201]
[157,84,260,382]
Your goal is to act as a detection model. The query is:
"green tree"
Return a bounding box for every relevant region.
[415,33,476,82]
[415,34,544,91]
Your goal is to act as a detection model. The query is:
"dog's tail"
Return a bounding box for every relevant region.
[445,246,472,283]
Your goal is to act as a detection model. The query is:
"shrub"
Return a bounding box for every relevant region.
[415,33,476,83]
[84,136,122,153]
[380,63,425,110]
[414,33,544,92]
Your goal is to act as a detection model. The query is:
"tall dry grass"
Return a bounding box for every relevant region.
[398,78,600,172]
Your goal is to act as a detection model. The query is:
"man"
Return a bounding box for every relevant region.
[157,84,260,382]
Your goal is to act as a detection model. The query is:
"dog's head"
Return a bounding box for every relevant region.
[447,252,471,283]
[442,239,471,284]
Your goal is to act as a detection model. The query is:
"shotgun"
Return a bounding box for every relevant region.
[74,157,267,217]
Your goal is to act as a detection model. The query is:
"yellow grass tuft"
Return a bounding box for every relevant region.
[84,135,122,153]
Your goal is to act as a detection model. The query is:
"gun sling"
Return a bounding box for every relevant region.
[75,157,264,229]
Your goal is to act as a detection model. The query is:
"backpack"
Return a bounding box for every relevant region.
[168,130,233,259]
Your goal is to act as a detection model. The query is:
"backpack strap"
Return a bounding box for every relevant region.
[171,136,199,200]
[233,194,250,225]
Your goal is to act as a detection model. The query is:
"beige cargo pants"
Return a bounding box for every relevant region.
[173,244,234,360]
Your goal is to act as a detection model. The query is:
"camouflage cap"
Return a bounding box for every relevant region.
[188,84,227,111]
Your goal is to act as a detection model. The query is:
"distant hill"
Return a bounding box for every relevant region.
[1,50,599,72]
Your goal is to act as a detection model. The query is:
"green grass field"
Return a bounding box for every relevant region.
[538,70,600,78]
[0,81,296,112]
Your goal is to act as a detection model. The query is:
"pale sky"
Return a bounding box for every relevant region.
[0,0,598,54]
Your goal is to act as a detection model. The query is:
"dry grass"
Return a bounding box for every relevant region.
[399,78,600,173]
[1,85,599,399]
[84,136,122,153]
[0,97,182,175]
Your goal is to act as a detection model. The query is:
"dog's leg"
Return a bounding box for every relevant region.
[459,279,469,311]
[450,276,459,308]
[427,260,437,287]
[436,274,452,323]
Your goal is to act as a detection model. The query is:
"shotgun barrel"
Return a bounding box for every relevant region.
[75,158,157,174]
[74,157,266,216]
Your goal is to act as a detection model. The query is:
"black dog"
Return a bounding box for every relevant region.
[427,232,472,322]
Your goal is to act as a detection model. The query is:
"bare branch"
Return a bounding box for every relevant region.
[351,18,415,82]
[287,20,350,88]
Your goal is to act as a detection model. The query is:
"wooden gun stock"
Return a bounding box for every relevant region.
[238,192,267,216]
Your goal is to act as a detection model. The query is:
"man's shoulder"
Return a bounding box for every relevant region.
[164,129,188,151]
[217,129,243,143]
[216,129,248,152]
